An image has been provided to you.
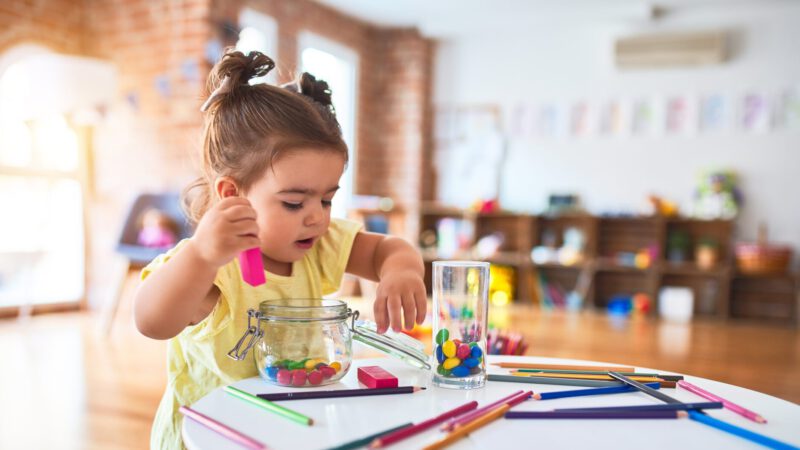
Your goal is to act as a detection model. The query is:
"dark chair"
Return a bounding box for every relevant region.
[103,192,193,334]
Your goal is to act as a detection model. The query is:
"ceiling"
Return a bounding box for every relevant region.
[313,0,793,36]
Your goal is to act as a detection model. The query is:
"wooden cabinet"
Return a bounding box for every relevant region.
[418,206,797,324]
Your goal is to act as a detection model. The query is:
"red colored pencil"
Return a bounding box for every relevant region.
[442,390,532,431]
[368,401,478,448]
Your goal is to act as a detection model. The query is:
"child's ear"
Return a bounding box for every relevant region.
[214,177,239,199]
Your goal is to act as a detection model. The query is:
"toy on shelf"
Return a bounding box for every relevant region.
[530,227,586,266]
[647,194,679,217]
[488,264,515,306]
[695,237,719,270]
[693,170,742,220]
[470,198,500,214]
[545,193,583,216]
[667,231,690,263]
[137,208,178,249]
[475,232,505,259]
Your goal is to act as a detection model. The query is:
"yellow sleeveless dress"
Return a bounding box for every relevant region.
[141,218,362,449]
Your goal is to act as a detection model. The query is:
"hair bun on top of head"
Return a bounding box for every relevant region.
[282,72,336,116]
[201,49,275,112]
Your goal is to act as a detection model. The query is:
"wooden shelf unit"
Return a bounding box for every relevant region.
[418,207,797,323]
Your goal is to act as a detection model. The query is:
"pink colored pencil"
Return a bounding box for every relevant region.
[239,247,265,286]
[441,390,531,431]
[179,405,268,450]
[678,380,767,424]
[368,401,478,448]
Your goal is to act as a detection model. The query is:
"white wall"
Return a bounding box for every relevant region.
[433,4,800,261]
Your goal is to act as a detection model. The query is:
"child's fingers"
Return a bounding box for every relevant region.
[217,197,251,209]
[224,205,257,222]
[387,294,403,332]
[401,294,416,330]
[373,295,388,334]
[414,287,427,324]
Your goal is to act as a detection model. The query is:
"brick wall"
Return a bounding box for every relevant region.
[1,0,433,309]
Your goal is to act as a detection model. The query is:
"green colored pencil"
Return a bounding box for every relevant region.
[488,374,625,387]
[326,422,412,450]
[514,369,683,381]
[224,385,314,426]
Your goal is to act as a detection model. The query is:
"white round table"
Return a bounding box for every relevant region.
[183,356,800,449]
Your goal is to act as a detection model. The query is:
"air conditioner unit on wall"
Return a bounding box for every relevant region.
[615,30,727,68]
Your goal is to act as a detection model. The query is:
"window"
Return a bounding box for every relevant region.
[0,55,87,310]
[236,9,278,84]
[298,32,359,219]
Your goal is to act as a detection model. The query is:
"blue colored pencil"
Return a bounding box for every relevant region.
[536,382,662,400]
[688,411,799,450]
[556,401,723,412]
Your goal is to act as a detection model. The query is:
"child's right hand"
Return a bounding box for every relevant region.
[190,197,261,268]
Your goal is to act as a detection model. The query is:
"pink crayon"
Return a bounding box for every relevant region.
[239,248,266,286]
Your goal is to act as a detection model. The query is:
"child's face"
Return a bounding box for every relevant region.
[245,148,345,267]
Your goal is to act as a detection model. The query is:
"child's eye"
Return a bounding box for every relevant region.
[322,200,332,208]
[282,202,303,211]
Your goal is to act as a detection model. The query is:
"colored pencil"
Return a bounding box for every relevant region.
[224,386,313,426]
[608,371,682,404]
[678,380,767,424]
[556,401,723,412]
[442,390,531,431]
[506,410,685,419]
[326,422,413,450]
[423,404,511,450]
[687,411,798,450]
[510,371,676,388]
[489,373,628,387]
[515,369,684,382]
[493,362,636,372]
[179,405,268,450]
[536,383,662,400]
[368,401,478,448]
[257,386,423,402]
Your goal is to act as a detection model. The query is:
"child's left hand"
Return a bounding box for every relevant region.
[373,269,427,334]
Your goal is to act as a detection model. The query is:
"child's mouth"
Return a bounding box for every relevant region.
[295,237,314,249]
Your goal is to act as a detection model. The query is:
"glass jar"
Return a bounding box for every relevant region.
[432,261,489,389]
[228,299,430,387]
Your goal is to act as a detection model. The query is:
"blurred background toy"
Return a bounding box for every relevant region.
[693,170,742,219]
[647,194,679,217]
[137,208,178,249]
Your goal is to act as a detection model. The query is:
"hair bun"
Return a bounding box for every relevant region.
[209,49,275,91]
[283,72,335,114]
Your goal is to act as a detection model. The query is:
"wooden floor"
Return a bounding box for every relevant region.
[0,292,798,450]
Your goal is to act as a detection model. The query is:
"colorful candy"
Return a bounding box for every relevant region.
[433,328,485,379]
[266,358,344,386]
[435,328,449,345]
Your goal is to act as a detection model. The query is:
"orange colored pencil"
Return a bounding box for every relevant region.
[494,362,636,372]
[422,404,510,450]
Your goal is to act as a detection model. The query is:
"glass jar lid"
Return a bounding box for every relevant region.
[351,314,431,370]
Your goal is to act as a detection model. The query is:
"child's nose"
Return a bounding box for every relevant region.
[303,204,324,227]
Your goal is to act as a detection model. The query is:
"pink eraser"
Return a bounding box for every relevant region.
[238,247,265,286]
[357,366,398,389]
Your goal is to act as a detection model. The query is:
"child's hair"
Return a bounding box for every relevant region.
[183,49,348,224]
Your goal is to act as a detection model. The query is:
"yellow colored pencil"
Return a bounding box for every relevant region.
[422,404,510,450]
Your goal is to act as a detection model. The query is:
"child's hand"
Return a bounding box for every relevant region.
[190,197,261,267]
[373,269,427,333]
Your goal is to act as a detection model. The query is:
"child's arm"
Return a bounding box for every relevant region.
[346,232,426,333]
[133,197,260,340]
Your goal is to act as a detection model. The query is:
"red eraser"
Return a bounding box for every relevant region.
[357,366,398,389]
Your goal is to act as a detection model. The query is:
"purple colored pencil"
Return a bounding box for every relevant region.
[506,410,685,419]
[180,405,268,450]
[257,386,422,401]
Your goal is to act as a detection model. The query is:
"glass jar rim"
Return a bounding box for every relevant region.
[257,298,349,322]
[432,260,490,268]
